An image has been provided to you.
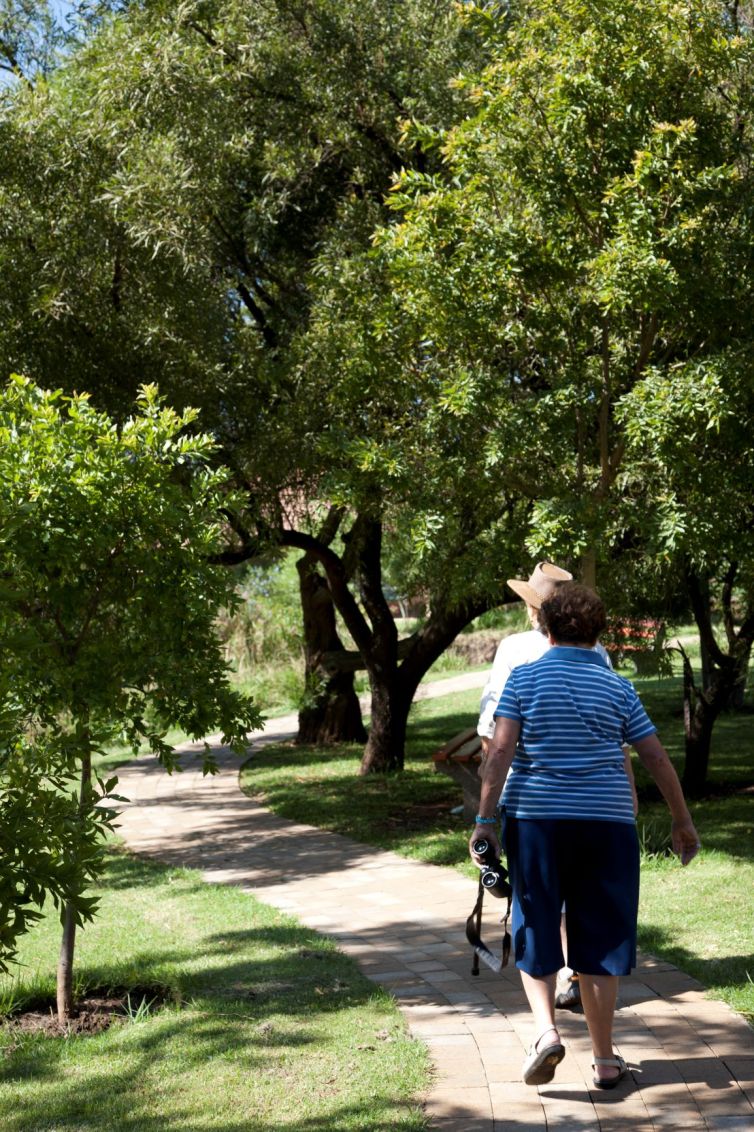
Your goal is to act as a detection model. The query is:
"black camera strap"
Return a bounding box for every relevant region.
[466,876,512,976]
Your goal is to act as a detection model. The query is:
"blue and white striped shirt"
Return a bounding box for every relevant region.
[494,646,656,824]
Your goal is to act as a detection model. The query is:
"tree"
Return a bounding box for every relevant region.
[378,0,754,789]
[0,0,516,769]
[0,376,261,1018]
[0,696,115,975]
[619,356,754,792]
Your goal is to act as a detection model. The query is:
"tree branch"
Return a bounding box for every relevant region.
[236,281,278,348]
[352,517,396,643]
[316,505,346,548]
[686,566,727,667]
[279,527,374,658]
[721,560,738,648]
[635,310,659,376]
[0,36,34,90]
[598,318,611,497]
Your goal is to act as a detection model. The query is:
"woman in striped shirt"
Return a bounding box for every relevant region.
[470,584,700,1090]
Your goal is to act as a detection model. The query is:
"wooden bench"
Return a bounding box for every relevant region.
[432,726,483,822]
[604,619,670,676]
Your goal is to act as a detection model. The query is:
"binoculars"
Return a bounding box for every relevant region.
[472,837,511,899]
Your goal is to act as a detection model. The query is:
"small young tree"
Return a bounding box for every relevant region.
[0,376,261,1020]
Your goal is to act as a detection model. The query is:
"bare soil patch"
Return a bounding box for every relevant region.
[3,984,171,1038]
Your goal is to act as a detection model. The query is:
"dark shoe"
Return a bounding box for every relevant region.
[592,1055,628,1089]
[555,975,581,1010]
[522,1027,565,1086]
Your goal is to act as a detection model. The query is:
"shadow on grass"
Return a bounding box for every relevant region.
[95,845,202,892]
[242,751,466,860]
[0,1076,427,1132]
[636,675,754,791]
[637,793,754,862]
[638,922,754,1013]
[0,915,425,1130]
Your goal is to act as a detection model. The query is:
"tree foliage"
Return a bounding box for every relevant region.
[0,1,529,770]
[378,0,754,786]
[0,702,114,974]
[5,2,753,782]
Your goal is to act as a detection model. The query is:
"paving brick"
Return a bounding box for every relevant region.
[406,960,451,973]
[424,1086,493,1121]
[724,1057,754,1083]
[488,1080,547,1120]
[702,1116,754,1131]
[597,1125,655,1132]
[685,1087,754,1119]
[424,1034,476,1052]
[432,1059,489,1088]
[426,970,467,985]
[427,1119,494,1132]
[492,1123,546,1132]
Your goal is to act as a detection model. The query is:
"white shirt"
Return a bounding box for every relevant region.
[476,630,612,738]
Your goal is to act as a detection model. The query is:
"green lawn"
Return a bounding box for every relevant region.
[241,674,754,1024]
[0,851,429,1131]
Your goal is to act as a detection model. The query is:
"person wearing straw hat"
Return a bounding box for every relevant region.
[476,562,632,1011]
[477,561,610,749]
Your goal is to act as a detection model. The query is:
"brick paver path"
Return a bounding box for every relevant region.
[115,677,754,1131]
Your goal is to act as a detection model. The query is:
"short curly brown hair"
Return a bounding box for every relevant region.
[539,583,606,645]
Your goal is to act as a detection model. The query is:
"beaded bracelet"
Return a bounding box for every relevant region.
[474,814,497,825]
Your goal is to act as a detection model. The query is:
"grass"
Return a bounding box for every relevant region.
[232,652,488,719]
[241,669,754,1025]
[0,850,429,1132]
[624,667,754,1020]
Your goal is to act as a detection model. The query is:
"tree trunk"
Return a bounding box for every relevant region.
[359,598,491,775]
[280,516,493,774]
[581,550,597,589]
[57,902,77,1024]
[296,553,366,744]
[725,638,751,709]
[682,697,716,798]
[682,566,754,795]
[697,575,715,691]
[359,677,410,774]
[681,662,744,797]
[57,742,91,1023]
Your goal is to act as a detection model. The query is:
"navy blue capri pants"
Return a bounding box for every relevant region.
[503,815,640,977]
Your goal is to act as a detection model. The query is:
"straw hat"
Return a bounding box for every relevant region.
[507,561,573,609]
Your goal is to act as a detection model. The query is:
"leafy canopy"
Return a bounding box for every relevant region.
[380,0,754,605]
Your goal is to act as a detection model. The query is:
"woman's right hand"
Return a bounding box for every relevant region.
[671,817,701,866]
[633,735,700,866]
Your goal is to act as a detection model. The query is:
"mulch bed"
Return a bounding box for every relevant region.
[386,799,460,831]
[3,984,170,1038]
